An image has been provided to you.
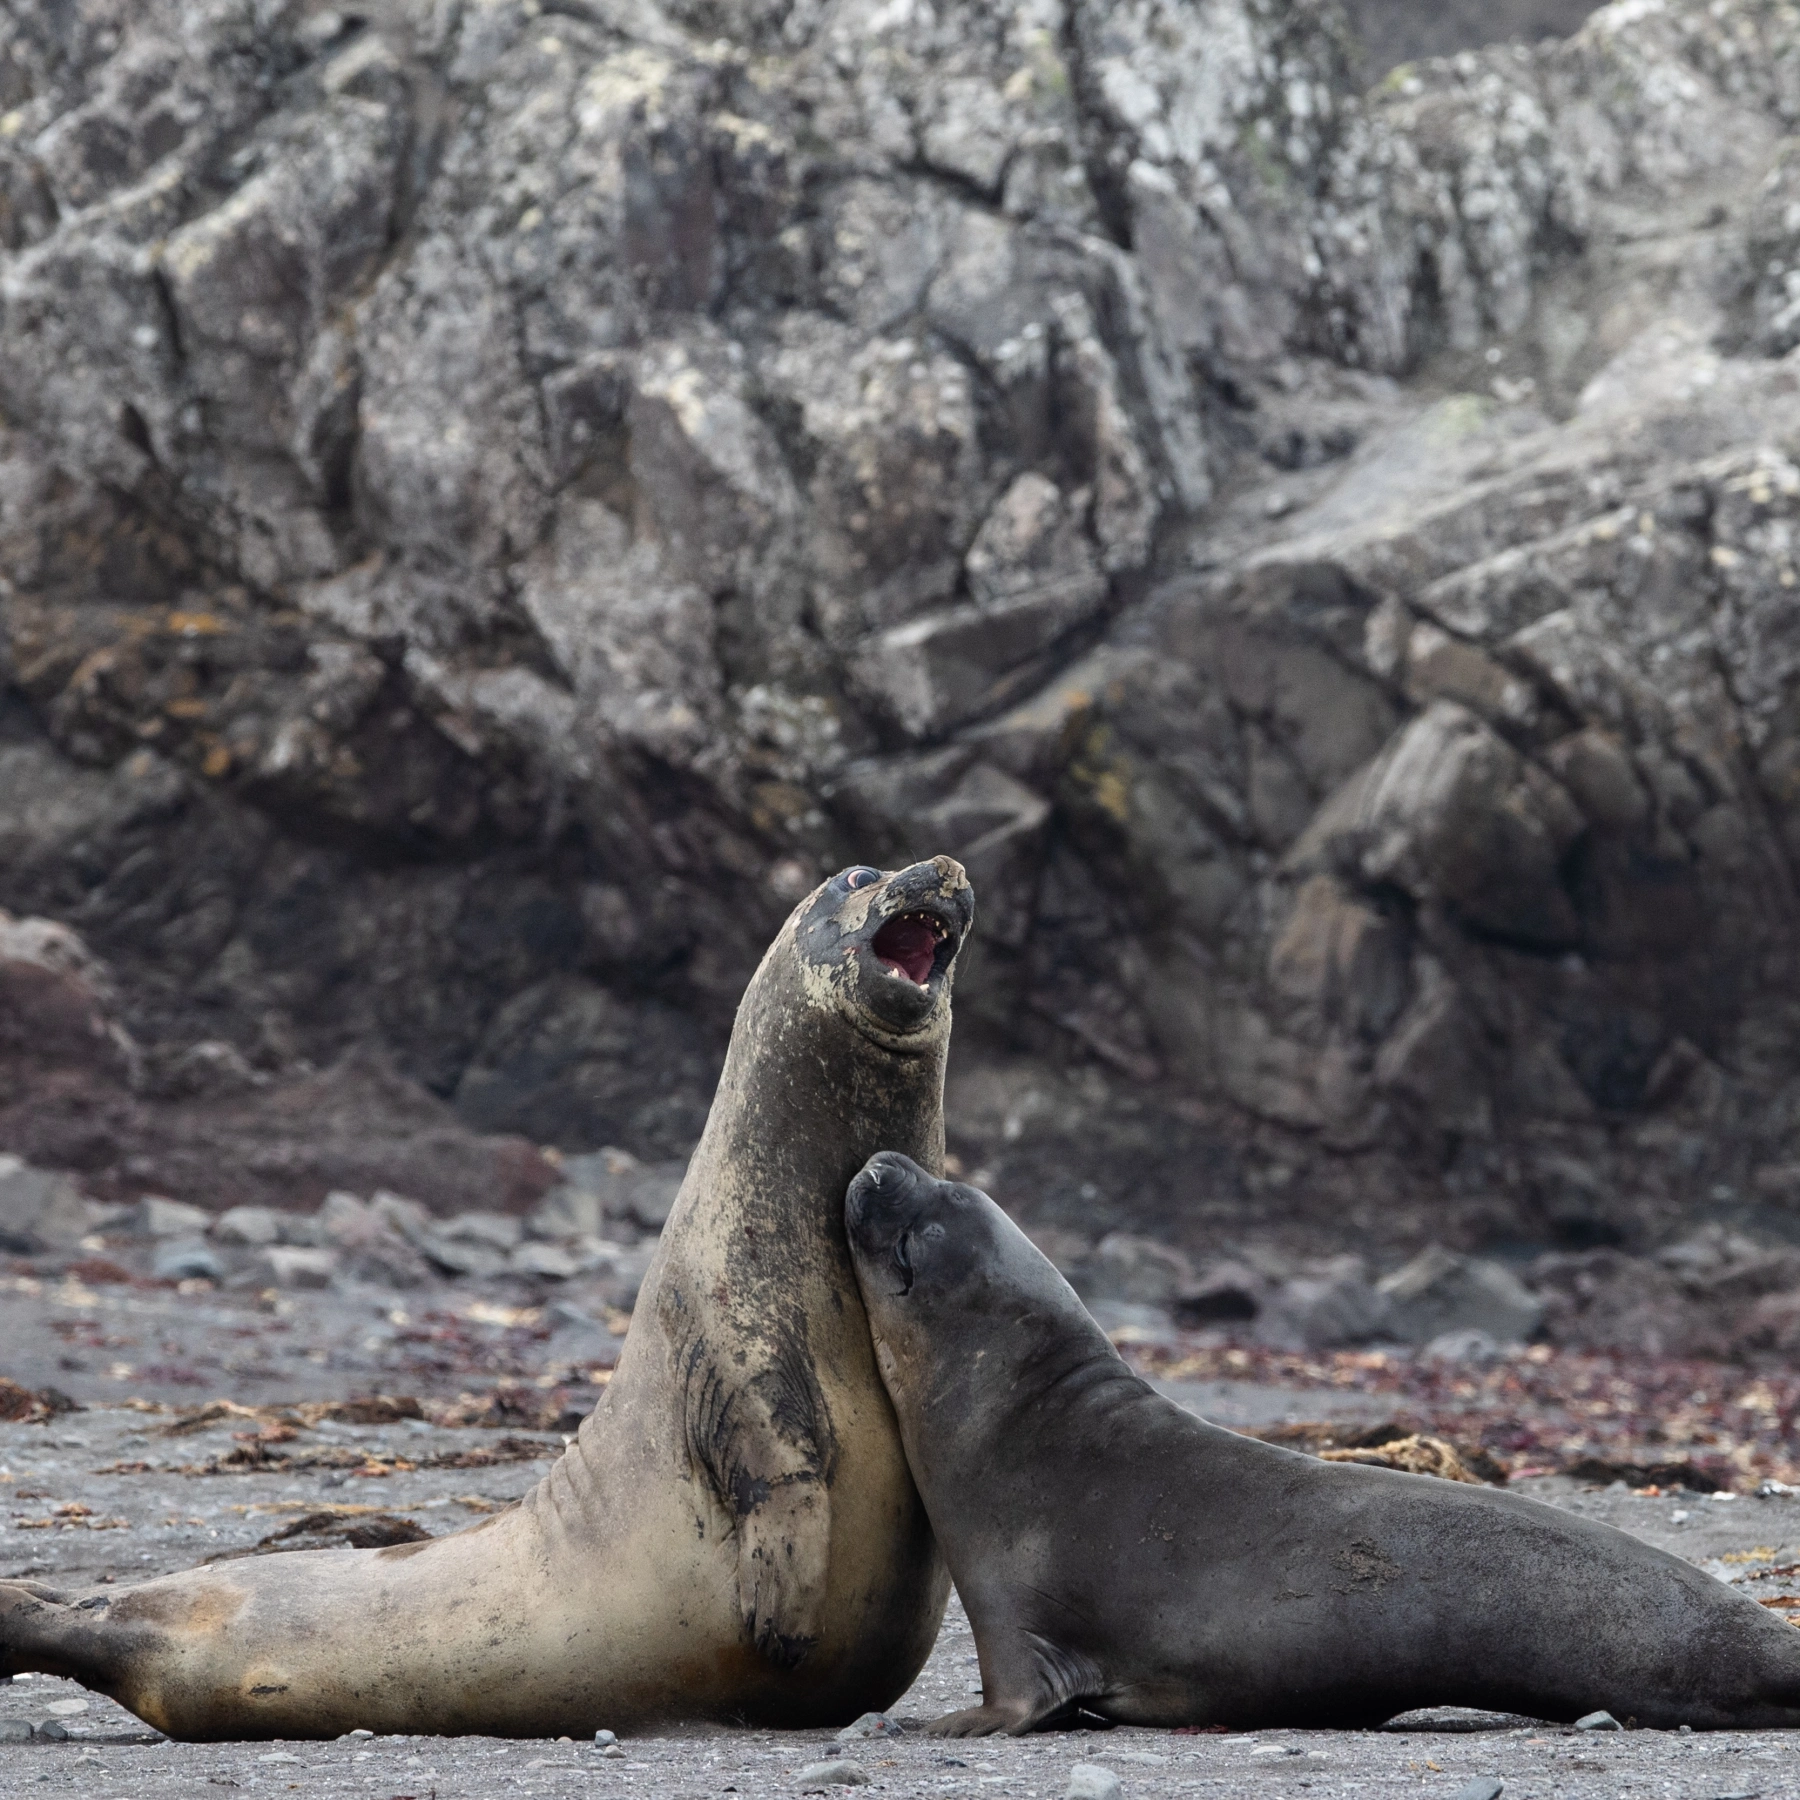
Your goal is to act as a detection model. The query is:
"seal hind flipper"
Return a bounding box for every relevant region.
[1,1580,156,1699]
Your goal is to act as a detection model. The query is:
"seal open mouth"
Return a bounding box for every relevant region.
[872,911,951,987]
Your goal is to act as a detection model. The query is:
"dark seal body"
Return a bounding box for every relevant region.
[0,862,973,1740]
[845,1153,1800,1735]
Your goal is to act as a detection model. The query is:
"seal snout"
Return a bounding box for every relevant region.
[845,1151,928,1245]
[865,862,972,994]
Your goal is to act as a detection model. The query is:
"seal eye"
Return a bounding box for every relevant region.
[893,1232,915,1296]
[843,867,880,891]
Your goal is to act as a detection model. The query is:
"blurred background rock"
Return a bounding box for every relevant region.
[5,0,1800,1358]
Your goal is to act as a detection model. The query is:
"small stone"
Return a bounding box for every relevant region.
[213,1205,284,1247]
[1452,1779,1504,1800]
[0,1719,32,1742]
[35,1720,68,1741]
[795,1758,872,1789]
[835,1711,901,1740]
[343,1728,375,1740]
[600,1745,627,1759]
[1574,1710,1621,1731]
[261,1245,338,1289]
[42,1699,87,1717]
[438,1210,523,1251]
[0,1156,94,1254]
[258,1750,304,1764]
[511,1241,578,1279]
[1067,1763,1122,1800]
[593,1729,618,1746]
[369,1191,432,1244]
[130,1195,212,1239]
[152,1239,223,1282]
[418,1232,509,1280]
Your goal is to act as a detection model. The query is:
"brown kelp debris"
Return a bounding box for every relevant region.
[1126,1342,1800,1491]
[1317,1435,1486,1484]
[97,1434,559,1477]
[0,1375,81,1424]
[1240,1419,1507,1485]
[208,1510,433,1559]
[1560,1457,1728,1493]
[421,1388,582,1431]
[154,1395,424,1437]
[12,1500,129,1530]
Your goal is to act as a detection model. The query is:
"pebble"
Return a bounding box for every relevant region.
[1574,1710,1622,1731]
[1066,1762,1122,1800]
[0,1720,32,1742]
[43,1699,88,1717]
[796,1758,872,1789]
[835,1711,902,1740]
[594,1729,618,1746]
[1452,1779,1504,1800]
[343,1728,375,1740]
[258,1751,305,1764]
[35,1720,68,1741]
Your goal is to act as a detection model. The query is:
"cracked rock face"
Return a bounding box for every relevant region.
[2,0,1800,1249]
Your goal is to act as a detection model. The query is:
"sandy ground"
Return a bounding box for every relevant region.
[7,1402,1800,1798]
[7,1275,1800,1796]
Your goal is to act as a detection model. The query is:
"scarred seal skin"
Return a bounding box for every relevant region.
[0,859,973,1741]
[845,1152,1800,1735]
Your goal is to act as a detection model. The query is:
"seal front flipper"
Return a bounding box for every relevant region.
[667,1285,838,1667]
[736,1476,830,1666]
[928,1624,1104,1737]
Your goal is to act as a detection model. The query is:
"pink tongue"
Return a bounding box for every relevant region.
[872,917,937,985]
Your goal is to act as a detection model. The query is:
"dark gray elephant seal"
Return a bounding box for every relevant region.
[0,860,974,1741]
[845,1152,1800,1735]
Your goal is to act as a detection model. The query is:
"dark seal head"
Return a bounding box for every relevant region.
[847,1153,1800,1736]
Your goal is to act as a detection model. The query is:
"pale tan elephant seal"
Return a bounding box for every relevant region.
[0,859,974,1740]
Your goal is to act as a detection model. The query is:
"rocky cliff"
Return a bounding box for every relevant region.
[4,0,1800,1259]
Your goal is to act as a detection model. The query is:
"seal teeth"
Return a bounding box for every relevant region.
[897,910,950,941]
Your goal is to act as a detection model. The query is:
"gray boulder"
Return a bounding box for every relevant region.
[1255,1258,1392,1351]
[260,1245,338,1289]
[152,1239,224,1282]
[0,1156,92,1254]
[4,0,1800,1263]
[1377,1246,1543,1346]
[211,1205,285,1247]
[129,1195,212,1239]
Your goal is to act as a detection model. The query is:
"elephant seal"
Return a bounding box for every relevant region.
[0,860,974,1741]
[845,1153,1800,1735]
